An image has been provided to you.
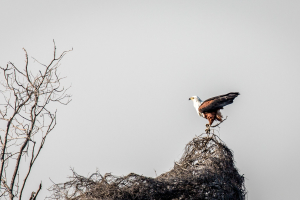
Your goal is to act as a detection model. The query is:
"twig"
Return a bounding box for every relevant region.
[211,116,228,128]
[29,182,42,200]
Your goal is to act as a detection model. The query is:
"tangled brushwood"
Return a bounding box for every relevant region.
[49,134,246,200]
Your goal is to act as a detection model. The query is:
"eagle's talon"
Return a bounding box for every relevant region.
[205,124,211,134]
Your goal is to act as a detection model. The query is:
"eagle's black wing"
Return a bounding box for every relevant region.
[199,92,240,113]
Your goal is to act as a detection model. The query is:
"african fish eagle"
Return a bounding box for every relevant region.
[189,92,239,128]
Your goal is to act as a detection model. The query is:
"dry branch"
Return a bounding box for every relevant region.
[0,42,71,200]
[211,116,228,128]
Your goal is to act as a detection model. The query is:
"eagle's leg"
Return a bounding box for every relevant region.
[205,124,211,134]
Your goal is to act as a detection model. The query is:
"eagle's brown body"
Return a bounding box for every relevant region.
[190,92,239,126]
[202,110,223,125]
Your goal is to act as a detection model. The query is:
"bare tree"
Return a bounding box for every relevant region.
[0,42,71,200]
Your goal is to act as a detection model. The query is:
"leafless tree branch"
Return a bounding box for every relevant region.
[0,42,71,200]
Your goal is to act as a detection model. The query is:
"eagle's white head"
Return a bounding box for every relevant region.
[189,96,203,117]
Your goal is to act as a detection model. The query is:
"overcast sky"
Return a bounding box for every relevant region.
[1,1,300,199]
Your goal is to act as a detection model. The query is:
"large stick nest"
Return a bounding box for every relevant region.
[49,134,246,200]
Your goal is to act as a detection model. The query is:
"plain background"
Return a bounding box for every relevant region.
[0,1,300,199]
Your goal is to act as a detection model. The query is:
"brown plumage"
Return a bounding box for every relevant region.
[203,112,219,125]
[199,92,239,125]
[189,92,239,126]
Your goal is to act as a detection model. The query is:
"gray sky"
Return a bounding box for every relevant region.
[1,1,300,199]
